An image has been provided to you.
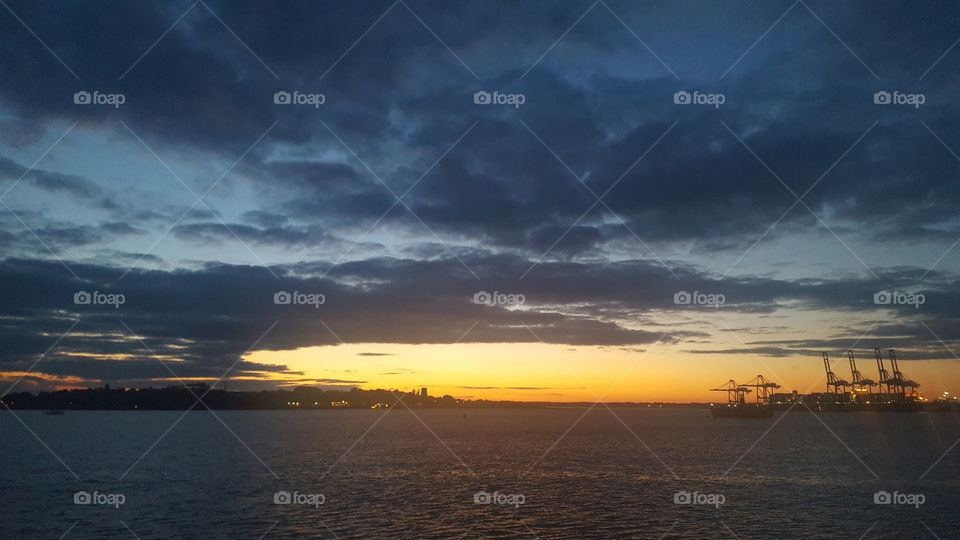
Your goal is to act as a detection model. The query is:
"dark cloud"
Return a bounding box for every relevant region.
[0,156,102,199]
[172,222,347,249]
[1,1,959,388]
[0,254,956,385]
[0,0,957,256]
[453,386,574,391]
[88,251,167,268]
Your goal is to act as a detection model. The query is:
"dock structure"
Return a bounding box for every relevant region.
[711,349,926,416]
[807,348,922,411]
[709,377,776,418]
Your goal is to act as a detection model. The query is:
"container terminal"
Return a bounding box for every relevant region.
[709,348,948,418]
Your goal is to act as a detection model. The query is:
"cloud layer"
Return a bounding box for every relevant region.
[1,0,959,388]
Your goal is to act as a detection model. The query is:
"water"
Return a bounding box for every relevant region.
[2,408,960,538]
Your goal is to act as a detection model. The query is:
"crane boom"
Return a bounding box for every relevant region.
[847,350,875,394]
[710,379,751,405]
[888,349,919,399]
[823,352,849,395]
[740,374,781,404]
[874,347,891,395]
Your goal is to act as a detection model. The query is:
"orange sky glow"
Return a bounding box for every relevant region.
[242,342,960,403]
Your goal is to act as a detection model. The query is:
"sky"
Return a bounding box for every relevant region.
[1,0,959,402]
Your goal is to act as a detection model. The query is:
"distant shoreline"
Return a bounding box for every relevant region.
[8,384,957,412]
[4,403,707,411]
[1,384,708,411]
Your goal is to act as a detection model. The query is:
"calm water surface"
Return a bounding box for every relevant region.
[2,408,960,538]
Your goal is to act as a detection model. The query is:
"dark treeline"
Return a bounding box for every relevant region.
[0,385,540,410]
[0,384,694,410]
[3,385,455,410]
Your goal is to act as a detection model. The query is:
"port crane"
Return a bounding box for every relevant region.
[887,349,919,399]
[823,353,849,395]
[709,379,776,418]
[874,347,892,395]
[710,379,751,405]
[739,374,781,405]
[847,350,875,394]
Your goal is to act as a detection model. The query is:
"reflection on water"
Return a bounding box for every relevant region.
[2,408,959,538]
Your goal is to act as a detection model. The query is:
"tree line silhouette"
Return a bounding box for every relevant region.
[0,384,549,410]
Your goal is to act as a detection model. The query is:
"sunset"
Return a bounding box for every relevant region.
[2,0,960,537]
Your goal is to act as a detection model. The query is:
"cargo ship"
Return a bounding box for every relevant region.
[710,403,774,418]
[710,376,778,418]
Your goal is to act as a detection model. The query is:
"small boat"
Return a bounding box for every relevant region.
[45,410,65,415]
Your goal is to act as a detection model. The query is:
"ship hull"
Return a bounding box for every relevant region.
[710,406,773,418]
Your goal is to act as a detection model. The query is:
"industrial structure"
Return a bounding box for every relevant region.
[804,348,921,409]
[709,376,778,417]
[822,352,849,395]
[711,348,925,417]
[847,350,876,396]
